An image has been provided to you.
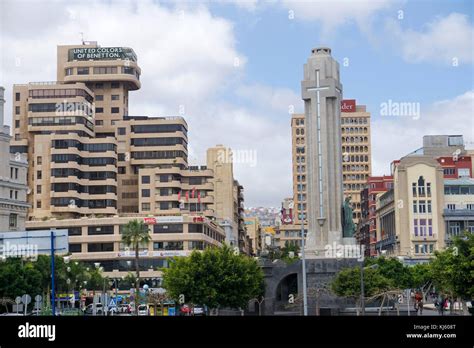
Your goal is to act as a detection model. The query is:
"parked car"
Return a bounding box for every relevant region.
[137,304,149,316]
[192,307,205,316]
[83,303,104,315]
[118,304,132,314]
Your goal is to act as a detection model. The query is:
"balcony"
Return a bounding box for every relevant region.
[443,209,474,220]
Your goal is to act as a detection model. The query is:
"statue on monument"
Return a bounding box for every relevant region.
[342,196,356,238]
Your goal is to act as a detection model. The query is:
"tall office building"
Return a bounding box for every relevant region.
[292,100,371,228]
[341,99,371,223]
[301,47,344,254]
[9,42,248,279]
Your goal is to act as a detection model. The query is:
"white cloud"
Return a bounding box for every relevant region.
[371,90,474,175]
[0,0,295,207]
[235,83,302,113]
[385,12,474,65]
[281,0,393,36]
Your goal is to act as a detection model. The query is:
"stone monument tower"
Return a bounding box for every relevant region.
[301,47,345,256]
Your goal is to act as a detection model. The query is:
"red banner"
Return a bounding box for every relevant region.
[341,99,356,112]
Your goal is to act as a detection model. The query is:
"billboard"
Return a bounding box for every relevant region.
[0,230,68,259]
[68,47,137,62]
[341,99,356,112]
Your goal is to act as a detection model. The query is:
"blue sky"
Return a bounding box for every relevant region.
[1,0,473,207]
[211,0,473,114]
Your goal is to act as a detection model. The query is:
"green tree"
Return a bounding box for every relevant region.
[163,245,264,311]
[0,258,43,300]
[366,257,413,289]
[121,219,151,312]
[430,233,473,313]
[331,266,392,312]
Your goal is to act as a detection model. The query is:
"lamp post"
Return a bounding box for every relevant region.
[297,146,308,316]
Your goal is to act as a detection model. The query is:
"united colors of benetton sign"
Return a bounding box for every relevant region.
[68,47,137,62]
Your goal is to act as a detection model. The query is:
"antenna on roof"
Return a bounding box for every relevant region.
[80,32,85,45]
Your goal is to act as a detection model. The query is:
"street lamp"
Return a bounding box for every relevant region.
[297,146,308,316]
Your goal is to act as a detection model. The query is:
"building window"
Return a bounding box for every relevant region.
[159,202,169,210]
[15,106,20,115]
[96,95,104,101]
[111,82,120,88]
[93,67,117,74]
[77,67,89,75]
[142,203,150,211]
[449,222,461,236]
[447,204,456,210]
[118,167,126,174]
[414,219,418,236]
[427,200,432,213]
[37,185,41,194]
[111,107,120,114]
[188,224,203,233]
[37,201,41,208]
[88,226,114,235]
[443,168,455,176]
[95,107,104,113]
[65,68,73,76]
[69,244,82,253]
[142,189,150,197]
[118,127,126,135]
[413,201,417,213]
[15,92,20,101]
[418,201,426,213]
[111,95,120,101]
[68,227,82,236]
[142,176,150,184]
[95,83,104,89]
[87,243,114,252]
[9,214,17,228]
[154,224,183,233]
[95,120,104,126]
[153,241,183,251]
[467,204,474,210]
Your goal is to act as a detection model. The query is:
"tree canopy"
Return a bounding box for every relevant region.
[163,245,264,309]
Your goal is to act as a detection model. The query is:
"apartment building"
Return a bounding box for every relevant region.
[371,135,473,262]
[0,87,29,232]
[8,42,247,277]
[341,99,371,222]
[356,175,394,257]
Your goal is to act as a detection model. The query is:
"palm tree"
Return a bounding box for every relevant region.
[121,219,151,315]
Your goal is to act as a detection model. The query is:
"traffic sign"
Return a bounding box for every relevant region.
[109,298,116,307]
[15,296,21,304]
[21,294,31,305]
[35,295,42,303]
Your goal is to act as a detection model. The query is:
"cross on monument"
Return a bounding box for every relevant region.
[305,70,329,226]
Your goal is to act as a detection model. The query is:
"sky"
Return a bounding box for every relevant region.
[0,0,473,208]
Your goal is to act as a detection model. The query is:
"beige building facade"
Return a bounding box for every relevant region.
[0,87,29,232]
[341,100,371,223]
[8,42,247,277]
[375,156,446,261]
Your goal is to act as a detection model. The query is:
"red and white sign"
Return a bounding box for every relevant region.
[144,217,157,225]
[144,216,184,225]
[341,99,356,112]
